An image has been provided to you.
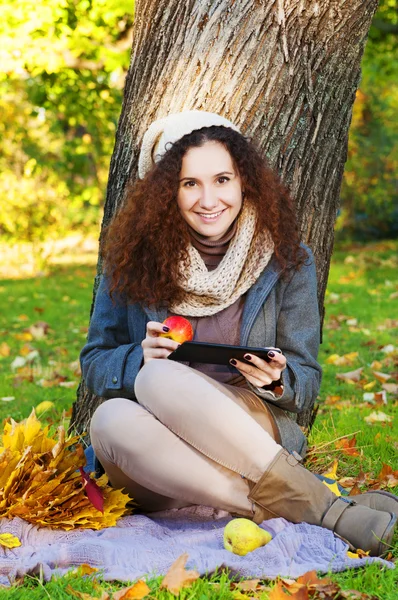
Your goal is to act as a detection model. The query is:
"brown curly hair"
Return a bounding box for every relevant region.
[101,125,308,306]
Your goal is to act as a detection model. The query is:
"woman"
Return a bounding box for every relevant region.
[80,110,396,556]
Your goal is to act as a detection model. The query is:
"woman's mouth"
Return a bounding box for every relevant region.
[196,209,226,222]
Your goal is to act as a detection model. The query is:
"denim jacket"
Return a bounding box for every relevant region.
[80,243,322,422]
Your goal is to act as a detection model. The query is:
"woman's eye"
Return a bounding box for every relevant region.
[184,181,196,187]
[218,176,230,183]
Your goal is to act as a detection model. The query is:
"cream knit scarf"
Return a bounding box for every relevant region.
[170,202,275,316]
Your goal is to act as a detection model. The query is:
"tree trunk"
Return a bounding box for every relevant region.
[70,0,379,440]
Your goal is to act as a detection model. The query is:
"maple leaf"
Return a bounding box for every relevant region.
[376,463,398,488]
[336,367,364,383]
[335,435,360,457]
[79,468,104,513]
[231,579,260,592]
[112,580,151,599]
[269,579,308,599]
[0,409,131,529]
[66,585,109,600]
[160,553,200,595]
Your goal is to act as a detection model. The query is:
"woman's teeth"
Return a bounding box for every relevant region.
[198,210,224,220]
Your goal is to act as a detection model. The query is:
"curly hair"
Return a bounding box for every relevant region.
[101,125,308,306]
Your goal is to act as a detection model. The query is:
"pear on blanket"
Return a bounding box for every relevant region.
[223,518,272,556]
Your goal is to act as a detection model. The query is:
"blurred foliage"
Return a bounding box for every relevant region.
[0,0,396,247]
[337,0,398,241]
[0,0,134,244]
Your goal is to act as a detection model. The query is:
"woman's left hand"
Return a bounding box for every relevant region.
[229,348,287,388]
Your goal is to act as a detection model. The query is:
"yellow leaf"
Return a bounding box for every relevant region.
[363,381,377,391]
[0,342,10,357]
[0,533,21,548]
[0,409,132,530]
[77,563,98,576]
[322,459,339,480]
[322,480,341,496]
[35,401,55,414]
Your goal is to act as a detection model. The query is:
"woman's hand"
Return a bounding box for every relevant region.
[141,321,180,364]
[229,348,287,388]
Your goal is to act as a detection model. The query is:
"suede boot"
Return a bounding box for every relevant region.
[247,449,396,557]
[352,490,398,517]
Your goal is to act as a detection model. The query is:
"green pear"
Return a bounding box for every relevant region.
[223,518,272,556]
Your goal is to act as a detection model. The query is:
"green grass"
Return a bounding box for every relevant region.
[0,240,397,598]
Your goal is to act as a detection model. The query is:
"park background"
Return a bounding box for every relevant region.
[0,0,397,598]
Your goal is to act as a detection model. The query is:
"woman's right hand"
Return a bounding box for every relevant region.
[141,321,180,364]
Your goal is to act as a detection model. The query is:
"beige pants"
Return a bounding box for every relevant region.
[90,359,283,517]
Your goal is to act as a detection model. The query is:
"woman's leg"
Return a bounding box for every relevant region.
[134,359,282,482]
[90,398,262,517]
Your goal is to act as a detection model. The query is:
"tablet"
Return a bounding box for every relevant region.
[167,341,281,366]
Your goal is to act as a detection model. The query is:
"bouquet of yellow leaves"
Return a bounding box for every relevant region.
[0,409,132,530]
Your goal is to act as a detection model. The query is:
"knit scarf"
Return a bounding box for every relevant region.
[170,202,275,316]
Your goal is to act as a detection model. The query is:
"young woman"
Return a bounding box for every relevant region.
[80,110,397,556]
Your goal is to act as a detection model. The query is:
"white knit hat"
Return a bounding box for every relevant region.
[138,110,241,179]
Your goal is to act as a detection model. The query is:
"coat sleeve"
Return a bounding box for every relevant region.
[79,274,145,400]
[247,247,322,413]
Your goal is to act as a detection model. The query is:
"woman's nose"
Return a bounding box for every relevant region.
[198,188,218,210]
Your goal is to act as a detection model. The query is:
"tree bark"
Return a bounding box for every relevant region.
[70,0,379,440]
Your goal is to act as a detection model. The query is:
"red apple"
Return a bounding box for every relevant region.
[159,316,193,343]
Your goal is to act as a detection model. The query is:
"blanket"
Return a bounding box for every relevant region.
[0,506,394,587]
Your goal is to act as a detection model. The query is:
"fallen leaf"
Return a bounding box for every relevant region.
[35,401,55,415]
[376,464,398,488]
[80,468,105,513]
[322,459,339,480]
[364,411,393,424]
[383,383,398,395]
[112,580,151,599]
[160,553,200,595]
[0,343,10,357]
[66,586,109,600]
[297,570,332,587]
[26,321,49,340]
[370,360,383,370]
[269,580,308,599]
[372,371,391,383]
[348,482,362,496]
[231,579,260,592]
[335,435,360,457]
[325,352,358,366]
[381,344,395,354]
[77,563,98,576]
[336,367,364,383]
[363,380,377,391]
[0,533,21,548]
[322,480,342,496]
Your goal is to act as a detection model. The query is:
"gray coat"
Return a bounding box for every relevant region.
[80,243,322,457]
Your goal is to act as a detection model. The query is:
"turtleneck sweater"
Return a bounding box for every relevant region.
[167,219,248,387]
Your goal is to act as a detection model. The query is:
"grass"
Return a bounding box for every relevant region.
[0,239,397,598]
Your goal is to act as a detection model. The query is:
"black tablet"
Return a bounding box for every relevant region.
[167,341,281,366]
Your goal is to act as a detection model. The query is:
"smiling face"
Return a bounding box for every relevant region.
[177,141,244,241]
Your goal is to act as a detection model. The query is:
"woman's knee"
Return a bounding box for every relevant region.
[90,397,140,445]
[134,359,186,405]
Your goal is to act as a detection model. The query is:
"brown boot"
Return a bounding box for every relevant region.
[247,449,396,557]
[352,490,398,517]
